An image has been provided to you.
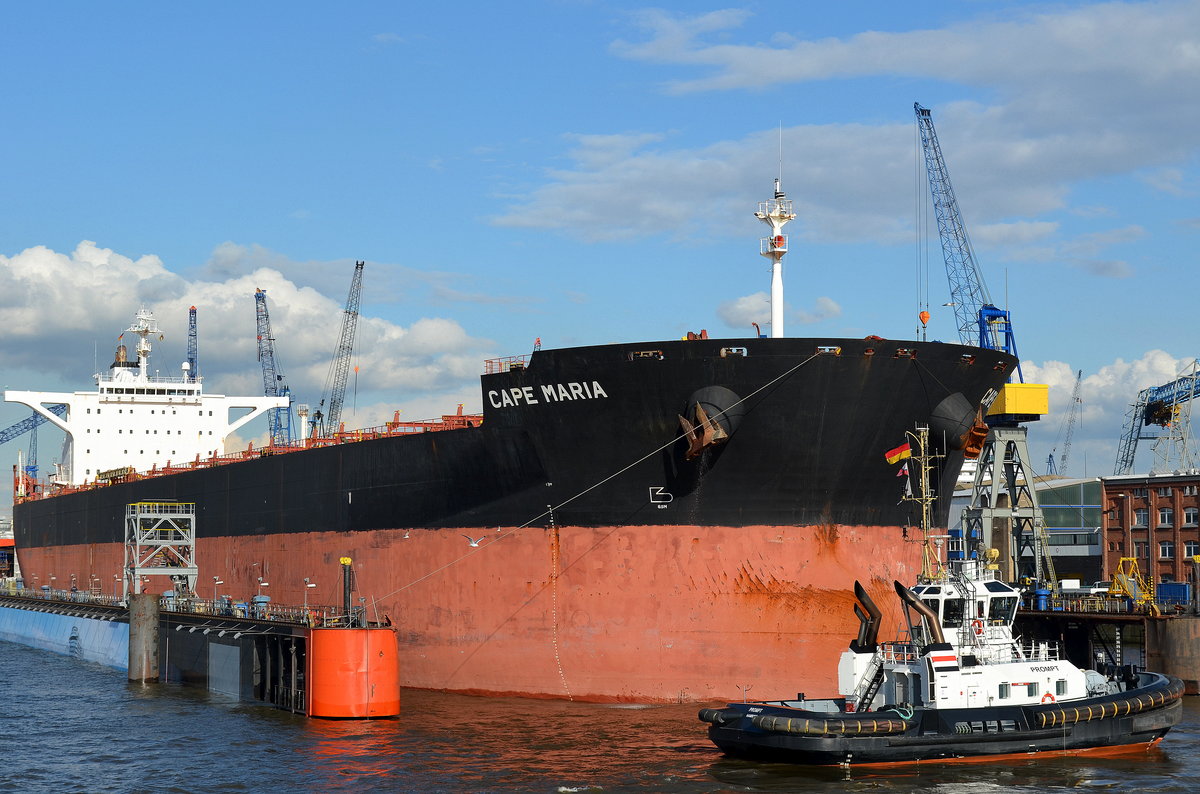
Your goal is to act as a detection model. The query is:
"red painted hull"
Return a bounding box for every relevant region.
[17,523,920,702]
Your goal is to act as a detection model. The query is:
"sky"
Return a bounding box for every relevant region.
[2,0,1199,517]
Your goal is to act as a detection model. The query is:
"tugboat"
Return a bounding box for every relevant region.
[699,427,1184,765]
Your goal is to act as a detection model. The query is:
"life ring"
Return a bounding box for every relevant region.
[1041,692,1056,703]
[773,235,785,248]
[970,618,984,636]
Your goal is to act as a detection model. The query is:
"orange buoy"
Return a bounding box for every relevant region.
[919,310,930,327]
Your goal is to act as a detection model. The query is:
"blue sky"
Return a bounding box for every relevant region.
[2,1,1200,515]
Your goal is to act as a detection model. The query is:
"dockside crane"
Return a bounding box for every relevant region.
[0,405,67,448]
[254,288,293,446]
[915,102,1054,588]
[1,405,67,482]
[1048,369,1083,475]
[1114,359,1200,475]
[317,260,365,436]
[186,305,199,381]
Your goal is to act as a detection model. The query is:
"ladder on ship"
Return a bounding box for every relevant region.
[851,653,886,712]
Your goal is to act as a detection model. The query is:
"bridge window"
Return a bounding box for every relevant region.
[989,597,1017,622]
[1056,679,1068,696]
[1026,683,1038,697]
[942,598,964,628]
[998,683,1010,699]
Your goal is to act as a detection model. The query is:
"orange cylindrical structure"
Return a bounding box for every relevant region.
[307,627,401,718]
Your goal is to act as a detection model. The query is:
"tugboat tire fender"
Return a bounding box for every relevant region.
[750,713,909,736]
[1033,676,1184,728]
[697,707,743,726]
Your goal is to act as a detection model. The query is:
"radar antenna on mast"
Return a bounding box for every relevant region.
[754,177,795,339]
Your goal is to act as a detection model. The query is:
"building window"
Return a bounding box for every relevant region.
[1135,541,1149,558]
[1186,540,1199,557]
[1157,487,1174,498]
[1159,508,1174,527]
[1134,508,1149,527]
[1185,507,1198,527]
[1184,485,1198,496]
[1160,541,1175,559]
[998,683,1010,699]
[1133,487,1148,497]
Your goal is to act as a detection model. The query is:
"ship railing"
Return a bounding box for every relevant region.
[1015,638,1061,661]
[484,354,531,374]
[879,642,921,664]
[1043,594,1133,614]
[0,585,375,628]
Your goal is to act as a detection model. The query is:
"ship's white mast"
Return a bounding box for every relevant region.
[755,179,795,338]
[126,306,161,380]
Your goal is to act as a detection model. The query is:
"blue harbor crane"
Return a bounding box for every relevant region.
[916,102,1054,589]
[914,103,1024,382]
[186,305,199,381]
[1047,369,1083,476]
[1114,359,1200,475]
[0,404,67,478]
[317,260,365,437]
[254,289,293,446]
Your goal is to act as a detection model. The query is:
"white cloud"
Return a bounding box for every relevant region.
[498,2,1200,283]
[794,296,841,325]
[0,242,496,411]
[717,291,769,329]
[1026,350,1196,476]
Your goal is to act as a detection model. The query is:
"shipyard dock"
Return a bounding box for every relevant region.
[0,584,400,718]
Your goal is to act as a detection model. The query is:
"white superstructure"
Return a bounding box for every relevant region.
[4,307,286,486]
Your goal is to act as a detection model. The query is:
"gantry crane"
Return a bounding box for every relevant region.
[254,288,293,446]
[915,102,1054,589]
[1047,369,1083,475]
[1114,359,1200,475]
[317,260,365,436]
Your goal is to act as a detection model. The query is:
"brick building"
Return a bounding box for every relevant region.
[1102,472,1200,584]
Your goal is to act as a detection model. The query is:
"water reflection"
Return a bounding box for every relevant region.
[2,639,1197,794]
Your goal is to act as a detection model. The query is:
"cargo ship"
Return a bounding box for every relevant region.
[5,183,1017,703]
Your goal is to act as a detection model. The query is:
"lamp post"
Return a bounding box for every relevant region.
[303,577,316,609]
[212,576,224,602]
[49,575,56,593]
[113,573,121,597]
[257,576,269,596]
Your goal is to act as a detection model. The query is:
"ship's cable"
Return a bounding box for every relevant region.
[383,350,822,599]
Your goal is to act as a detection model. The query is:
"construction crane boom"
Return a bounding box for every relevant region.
[0,404,67,446]
[1059,369,1083,474]
[254,289,293,446]
[914,103,1024,382]
[320,260,365,435]
[186,305,199,381]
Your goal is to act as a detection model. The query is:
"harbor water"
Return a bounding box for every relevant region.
[2,639,1198,793]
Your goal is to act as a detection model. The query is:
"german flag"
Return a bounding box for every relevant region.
[884,442,911,464]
